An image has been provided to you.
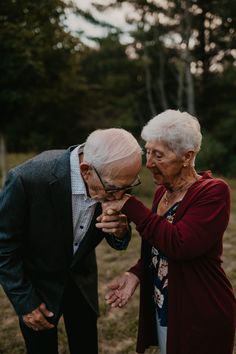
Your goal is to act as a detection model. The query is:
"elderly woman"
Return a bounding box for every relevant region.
[96,110,236,354]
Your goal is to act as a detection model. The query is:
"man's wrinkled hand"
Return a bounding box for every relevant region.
[22,303,54,331]
[96,209,128,238]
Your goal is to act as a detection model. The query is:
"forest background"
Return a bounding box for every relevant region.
[1,0,236,182]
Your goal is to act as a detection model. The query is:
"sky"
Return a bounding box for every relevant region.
[65,0,133,45]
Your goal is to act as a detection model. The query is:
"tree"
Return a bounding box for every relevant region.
[92,0,236,175]
[0,0,84,152]
[78,33,144,136]
[93,0,198,116]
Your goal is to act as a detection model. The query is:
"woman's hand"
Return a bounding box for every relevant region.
[105,272,140,308]
[102,194,130,214]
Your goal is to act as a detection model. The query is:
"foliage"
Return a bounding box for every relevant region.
[0,0,236,176]
[0,0,87,150]
[92,0,236,176]
[196,132,227,174]
[77,33,144,136]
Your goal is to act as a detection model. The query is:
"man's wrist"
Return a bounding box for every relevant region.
[112,227,129,239]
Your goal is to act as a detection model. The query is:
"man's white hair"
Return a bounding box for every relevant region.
[83,128,142,173]
[141,109,202,156]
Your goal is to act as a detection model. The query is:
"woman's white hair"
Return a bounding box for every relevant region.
[83,128,142,173]
[141,109,202,156]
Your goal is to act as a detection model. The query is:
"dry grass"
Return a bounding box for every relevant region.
[0,155,235,353]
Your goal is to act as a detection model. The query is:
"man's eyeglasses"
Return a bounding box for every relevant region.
[92,166,141,193]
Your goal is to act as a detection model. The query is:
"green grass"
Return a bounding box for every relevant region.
[0,155,235,353]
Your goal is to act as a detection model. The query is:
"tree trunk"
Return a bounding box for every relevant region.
[176,61,185,110]
[185,62,195,115]
[153,28,169,110]
[157,49,169,111]
[182,0,196,115]
[143,45,157,117]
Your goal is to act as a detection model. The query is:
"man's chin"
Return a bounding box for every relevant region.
[93,196,108,203]
[92,196,103,202]
[89,189,105,201]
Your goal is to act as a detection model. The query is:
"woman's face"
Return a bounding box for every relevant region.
[145,140,185,187]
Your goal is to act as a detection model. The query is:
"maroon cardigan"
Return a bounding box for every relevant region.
[122,172,236,354]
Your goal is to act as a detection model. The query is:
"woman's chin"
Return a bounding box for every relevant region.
[153,175,163,185]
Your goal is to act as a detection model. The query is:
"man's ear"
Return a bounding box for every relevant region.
[80,162,91,181]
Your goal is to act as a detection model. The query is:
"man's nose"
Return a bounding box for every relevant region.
[113,190,125,200]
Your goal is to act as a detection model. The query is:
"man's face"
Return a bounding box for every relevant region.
[81,159,141,202]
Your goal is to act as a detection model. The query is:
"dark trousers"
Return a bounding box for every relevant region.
[19,280,98,354]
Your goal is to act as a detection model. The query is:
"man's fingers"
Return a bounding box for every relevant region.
[100,214,126,223]
[29,318,54,330]
[95,222,117,233]
[39,303,54,318]
[103,227,116,233]
[34,317,54,330]
[95,221,124,230]
[96,214,102,222]
[106,209,120,215]
[23,307,54,330]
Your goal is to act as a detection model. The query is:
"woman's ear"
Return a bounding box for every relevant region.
[183,151,195,167]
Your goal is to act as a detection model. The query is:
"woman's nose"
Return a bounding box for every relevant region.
[146,155,154,168]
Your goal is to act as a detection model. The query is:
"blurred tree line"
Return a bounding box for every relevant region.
[0,0,236,176]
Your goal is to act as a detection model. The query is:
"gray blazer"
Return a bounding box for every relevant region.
[0,147,130,320]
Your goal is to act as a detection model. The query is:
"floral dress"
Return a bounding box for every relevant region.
[150,202,179,327]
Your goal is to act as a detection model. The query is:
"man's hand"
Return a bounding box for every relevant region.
[105,272,140,308]
[96,209,129,238]
[22,303,54,331]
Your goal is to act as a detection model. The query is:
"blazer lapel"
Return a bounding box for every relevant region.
[49,148,74,258]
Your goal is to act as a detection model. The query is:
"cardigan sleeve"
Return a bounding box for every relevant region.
[122,180,230,260]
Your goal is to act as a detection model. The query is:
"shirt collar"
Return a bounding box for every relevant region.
[70,144,96,204]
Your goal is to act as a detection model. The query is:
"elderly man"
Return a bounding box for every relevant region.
[0,128,142,354]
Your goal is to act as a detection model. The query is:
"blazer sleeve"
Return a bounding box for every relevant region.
[104,224,131,250]
[121,180,230,260]
[0,170,42,315]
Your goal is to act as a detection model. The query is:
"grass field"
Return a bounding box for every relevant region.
[0,154,235,353]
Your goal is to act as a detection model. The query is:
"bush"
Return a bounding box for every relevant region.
[196,133,228,175]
